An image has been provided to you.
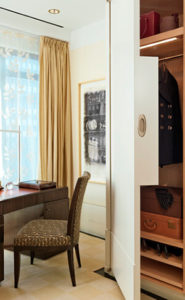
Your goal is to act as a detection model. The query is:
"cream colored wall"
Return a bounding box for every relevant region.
[70,21,106,238]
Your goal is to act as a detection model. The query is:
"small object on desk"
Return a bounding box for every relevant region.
[0,180,3,190]
[19,180,56,190]
[5,182,14,190]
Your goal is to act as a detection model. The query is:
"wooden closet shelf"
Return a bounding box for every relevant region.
[140,27,184,58]
[141,248,183,269]
[141,274,183,294]
[141,231,183,248]
[140,27,184,47]
[141,257,183,288]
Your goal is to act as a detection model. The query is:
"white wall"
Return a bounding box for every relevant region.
[70,20,106,238]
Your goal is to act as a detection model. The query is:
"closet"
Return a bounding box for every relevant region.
[140,0,185,293]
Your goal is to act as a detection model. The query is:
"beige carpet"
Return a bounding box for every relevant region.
[0,233,153,300]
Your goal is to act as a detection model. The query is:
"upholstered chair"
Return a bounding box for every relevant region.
[14,172,91,288]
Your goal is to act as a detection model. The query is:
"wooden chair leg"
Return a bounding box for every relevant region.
[75,244,81,268]
[67,248,76,286]
[30,251,35,265]
[14,249,20,288]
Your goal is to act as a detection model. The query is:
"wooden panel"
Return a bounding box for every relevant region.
[141,231,183,248]
[159,164,183,187]
[141,257,183,288]
[141,248,183,268]
[140,0,183,16]
[141,274,183,293]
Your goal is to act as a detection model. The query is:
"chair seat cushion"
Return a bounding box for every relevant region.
[14,219,71,247]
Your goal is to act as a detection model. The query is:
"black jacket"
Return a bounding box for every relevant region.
[159,67,182,167]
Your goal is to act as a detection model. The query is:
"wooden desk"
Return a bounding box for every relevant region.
[0,186,69,282]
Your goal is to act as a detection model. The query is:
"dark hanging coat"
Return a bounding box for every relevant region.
[159,67,183,167]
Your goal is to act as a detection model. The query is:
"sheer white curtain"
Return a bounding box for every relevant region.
[0,26,39,185]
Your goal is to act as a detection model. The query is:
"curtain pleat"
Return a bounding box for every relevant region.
[39,36,73,198]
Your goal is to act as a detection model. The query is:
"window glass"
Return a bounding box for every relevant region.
[0,27,39,185]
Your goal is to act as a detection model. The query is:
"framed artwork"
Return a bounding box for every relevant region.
[79,79,106,184]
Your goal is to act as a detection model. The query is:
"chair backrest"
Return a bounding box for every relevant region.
[67,171,90,245]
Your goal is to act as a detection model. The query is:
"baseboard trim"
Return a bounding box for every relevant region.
[141,289,167,300]
[80,231,105,240]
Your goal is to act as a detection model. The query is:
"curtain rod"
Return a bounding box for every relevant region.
[0,7,64,29]
[159,53,183,62]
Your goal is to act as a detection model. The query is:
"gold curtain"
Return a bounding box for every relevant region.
[39,36,73,198]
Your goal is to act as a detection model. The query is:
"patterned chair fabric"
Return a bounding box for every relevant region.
[14,220,71,247]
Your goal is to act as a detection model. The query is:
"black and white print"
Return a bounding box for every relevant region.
[80,80,106,183]
[84,90,106,165]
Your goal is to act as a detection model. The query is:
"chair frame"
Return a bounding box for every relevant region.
[14,172,90,288]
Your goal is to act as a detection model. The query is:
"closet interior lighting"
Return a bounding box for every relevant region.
[140,37,178,50]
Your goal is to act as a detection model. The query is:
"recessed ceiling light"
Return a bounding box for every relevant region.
[48,9,60,14]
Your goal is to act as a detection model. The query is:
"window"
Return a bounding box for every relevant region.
[0,27,39,185]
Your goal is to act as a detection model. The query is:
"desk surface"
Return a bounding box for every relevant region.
[0,187,40,201]
[0,186,68,215]
[0,186,66,201]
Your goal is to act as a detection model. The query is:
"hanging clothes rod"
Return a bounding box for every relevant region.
[159,53,183,62]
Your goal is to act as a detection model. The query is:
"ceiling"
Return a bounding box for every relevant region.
[0,0,105,31]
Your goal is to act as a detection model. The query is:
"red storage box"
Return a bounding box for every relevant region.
[140,11,160,39]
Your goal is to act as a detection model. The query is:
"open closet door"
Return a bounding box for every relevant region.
[108,0,159,299]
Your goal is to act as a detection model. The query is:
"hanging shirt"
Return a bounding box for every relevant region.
[159,66,183,167]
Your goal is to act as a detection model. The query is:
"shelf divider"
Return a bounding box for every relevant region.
[141,257,183,288]
[141,231,183,248]
[141,248,183,269]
